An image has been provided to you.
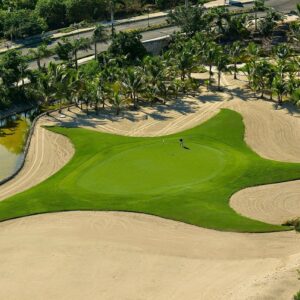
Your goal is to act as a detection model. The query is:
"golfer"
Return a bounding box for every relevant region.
[179,138,184,148]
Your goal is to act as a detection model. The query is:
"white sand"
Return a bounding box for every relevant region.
[0,116,74,200]
[0,211,299,300]
[0,72,300,299]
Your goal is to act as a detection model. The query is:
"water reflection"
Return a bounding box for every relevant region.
[0,107,39,181]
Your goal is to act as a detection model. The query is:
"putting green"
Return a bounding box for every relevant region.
[1,109,300,232]
[79,142,226,194]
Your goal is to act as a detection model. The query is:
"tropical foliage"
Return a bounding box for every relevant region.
[1,3,300,113]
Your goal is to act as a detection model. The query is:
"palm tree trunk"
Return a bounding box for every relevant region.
[75,51,78,69]
[111,7,115,36]
[255,11,257,31]
[37,58,41,70]
[133,92,137,108]
[234,62,237,79]
[94,42,97,59]
[209,65,212,84]
[218,71,221,91]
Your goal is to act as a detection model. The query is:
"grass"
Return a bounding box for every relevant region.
[1,109,300,232]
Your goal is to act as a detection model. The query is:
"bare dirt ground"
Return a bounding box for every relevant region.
[0,72,300,299]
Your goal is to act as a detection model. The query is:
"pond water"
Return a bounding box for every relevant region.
[0,108,39,181]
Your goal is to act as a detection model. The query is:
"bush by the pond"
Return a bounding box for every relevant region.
[282,218,300,232]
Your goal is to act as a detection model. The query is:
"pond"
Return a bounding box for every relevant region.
[0,108,39,182]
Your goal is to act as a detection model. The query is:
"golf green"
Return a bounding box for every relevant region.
[79,142,226,194]
[1,109,300,232]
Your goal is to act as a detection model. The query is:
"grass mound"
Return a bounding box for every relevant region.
[1,109,300,232]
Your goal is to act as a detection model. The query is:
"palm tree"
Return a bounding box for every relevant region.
[273,74,287,105]
[109,0,125,36]
[142,56,164,89]
[71,37,91,69]
[215,48,229,90]
[157,80,173,104]
[242,61,256,88]
[34,69,55,105]
[291,87,300,107]
[253,60,272,98]
[212,7,230,37]
[247,42,261,61]
[94,74,107,111]
[121,67,144,108]
[288,21,300,47]
[48,63,73,111]
[204,41,218,84]
[253,0,266,31]
[178,41,197,81]
[29,44,51,70]
[108,82,125,115]
[92,24,109,59]
[229,41,245,79]
[226,14,249,41]
[257,9,283,42]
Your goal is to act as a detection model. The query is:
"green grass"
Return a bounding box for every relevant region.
[1,109,300,232]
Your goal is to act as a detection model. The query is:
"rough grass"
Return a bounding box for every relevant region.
[1,109,300,232]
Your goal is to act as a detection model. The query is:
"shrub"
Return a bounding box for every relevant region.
[294,291,300,300]
[3,9,47,39]
[35,0,66,29]
[282,218,300,232]
[108,31,147,63]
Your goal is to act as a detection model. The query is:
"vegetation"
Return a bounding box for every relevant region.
[1,109,300,232]
[1,1,299,112]
[0,0,198,40]
[283,218,300,232]
[294,291,300,300]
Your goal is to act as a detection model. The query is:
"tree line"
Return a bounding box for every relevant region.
[1,1,300,114]
[0,0,197,40]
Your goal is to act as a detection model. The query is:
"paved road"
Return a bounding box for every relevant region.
[28,26,178,69]
[266,0,299,13]
[23,0,300,69]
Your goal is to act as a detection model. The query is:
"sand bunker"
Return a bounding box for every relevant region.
[0,116,74,200]
[1,73,300,299]
[0,211,299,300]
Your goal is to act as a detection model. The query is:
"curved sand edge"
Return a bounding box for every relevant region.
[0,116,75,201]
[220,74,300,225]
[0,211,299,300]
[225,98,300,224]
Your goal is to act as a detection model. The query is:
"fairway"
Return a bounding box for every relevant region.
[1,109,300,232]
